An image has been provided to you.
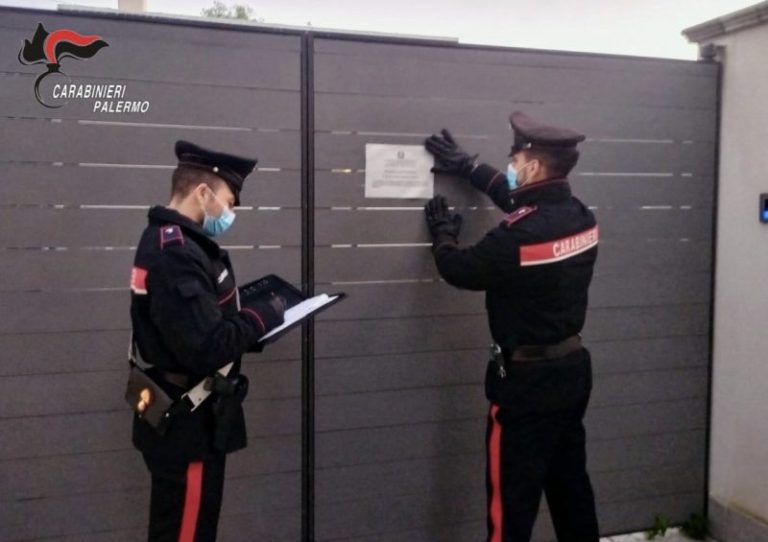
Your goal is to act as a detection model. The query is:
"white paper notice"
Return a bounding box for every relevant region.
[364,144,434,199]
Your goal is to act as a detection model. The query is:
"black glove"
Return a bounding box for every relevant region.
[241,293,285,340]
[424,129,478,178]
[267,294,287,323]
[424,195,463,240]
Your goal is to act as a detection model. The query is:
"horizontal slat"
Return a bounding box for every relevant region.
[0,328,300,376]
[0,164,300,207]
[1,434,300,501]
[315,314,490,358]
[592,367,708,407]
[0,288,297,335]
[315,336,709,392]
[0,207,301,247]
[315,170,715,209]
[315,240,712,282]
[217,506,302,542]
[0,471,299,541]
[314,273,710,320]
[314,207,711,245]
[315,95,717,140]
[316,350,485,394]
[315,454,702,509]
[588,398,707,439]
[0,246,300,291]
[589,336,709,374]
[314,48,716,109]
[0,118,300,168]
[318,520,487,542]
[316,356,706,409]
[314,38,717,77]
[315,384,704,436]
[590,271,711,307]
[315,484,485,540]
[315,304,709,358]
[316,419,704,472]
[1,21,301,89]
[0,397,299,461]
[0,358,301,418]
[8,505,304,542]
[315,133,715,177]
[0,291,708,339]
[0,73,300,127]
[596,239,712,274]
[583,304,710,342]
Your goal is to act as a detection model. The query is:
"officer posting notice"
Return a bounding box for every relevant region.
[423,112,600,542]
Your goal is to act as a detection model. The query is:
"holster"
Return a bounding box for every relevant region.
[211,374,249,451]
[124,362,180,436]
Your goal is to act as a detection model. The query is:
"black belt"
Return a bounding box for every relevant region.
[491,335,582,378]
[506,335,582,362]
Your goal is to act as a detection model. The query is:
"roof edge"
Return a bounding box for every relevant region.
[683,1,768,42]
[57,4,459,44]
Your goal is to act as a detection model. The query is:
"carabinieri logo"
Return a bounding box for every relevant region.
[18,23,109,108]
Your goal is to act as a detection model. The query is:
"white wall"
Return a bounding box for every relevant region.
[710,22,768,523]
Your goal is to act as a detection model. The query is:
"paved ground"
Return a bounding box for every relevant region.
[601,528,716,541]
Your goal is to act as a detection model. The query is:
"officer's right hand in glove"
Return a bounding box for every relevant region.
[424,195,463,240]
[242,293,286,339]
[267,294,287,324]
[424,129,478,178]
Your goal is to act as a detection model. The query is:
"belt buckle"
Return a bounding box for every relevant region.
[489,343,506,379]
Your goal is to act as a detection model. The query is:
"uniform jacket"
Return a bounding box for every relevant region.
[430,165,599,404]
[129,206,281,461]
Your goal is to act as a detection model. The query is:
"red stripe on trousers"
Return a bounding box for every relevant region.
[489,404,503,542]
[179,462,203,542]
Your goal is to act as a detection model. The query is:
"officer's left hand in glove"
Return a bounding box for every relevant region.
[424,195,463,242]
[424,129,478,178]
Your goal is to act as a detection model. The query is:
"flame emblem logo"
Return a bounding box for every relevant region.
[18,23,109,108]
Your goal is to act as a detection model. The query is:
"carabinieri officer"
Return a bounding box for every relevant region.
[424,112,600,542]
[129,141,285,541]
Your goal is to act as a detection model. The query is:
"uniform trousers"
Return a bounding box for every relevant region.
[485,349,599,542]
[144,452,227,542]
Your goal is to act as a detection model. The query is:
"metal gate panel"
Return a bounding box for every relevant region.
[0,7,719,541]
[0,8,302,541]
[312,37,717,541]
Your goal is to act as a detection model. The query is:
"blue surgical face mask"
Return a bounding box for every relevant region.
[506,163,520,190]
[201,189,236,237]
[506,160,532,190]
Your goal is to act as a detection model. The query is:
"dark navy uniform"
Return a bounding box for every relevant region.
[425,113,600,542]
[129,142,282,541]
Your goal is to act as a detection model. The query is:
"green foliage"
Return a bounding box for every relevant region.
[681,513,709,540]
[201,2,263,22]
[645,514,671,540]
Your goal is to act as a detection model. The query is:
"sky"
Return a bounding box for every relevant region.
[0,0,759,59]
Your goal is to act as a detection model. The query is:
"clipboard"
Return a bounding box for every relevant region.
[238,274,346,344]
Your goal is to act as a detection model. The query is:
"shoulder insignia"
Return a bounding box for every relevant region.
[503,206,537,228]
[159,224,185,249]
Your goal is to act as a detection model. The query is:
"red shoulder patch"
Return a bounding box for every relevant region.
[503,206,537,228]
[159,224,185,249]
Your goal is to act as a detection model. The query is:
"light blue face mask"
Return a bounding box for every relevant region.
[506,163,520,190]
[506,161,532,190]
[201,190,236,237]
